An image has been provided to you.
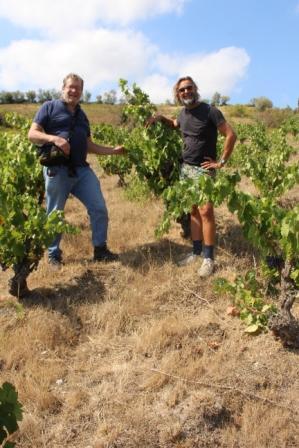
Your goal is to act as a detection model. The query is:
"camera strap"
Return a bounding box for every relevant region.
[68,107,81,142]
[66,107,81,175]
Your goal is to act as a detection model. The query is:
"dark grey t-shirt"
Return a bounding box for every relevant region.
[177,102,225,166]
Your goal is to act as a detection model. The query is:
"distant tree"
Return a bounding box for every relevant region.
[12,90,25,103]
[37,89,53,103]
[0,88,62,104]
[211,91,221,106]
[26,90,37,103]
[49,89,61,100]
[82,90,92,103]
[96,94,103,104]
[250,96,273,111]
[118,96,126,104]
[0,91,14,104]
[220,95,230,106]
[102,89,117,105]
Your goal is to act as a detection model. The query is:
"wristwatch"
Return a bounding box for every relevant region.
[219,158,227,167]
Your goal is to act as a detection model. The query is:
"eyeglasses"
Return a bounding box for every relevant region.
[178,85,193,93]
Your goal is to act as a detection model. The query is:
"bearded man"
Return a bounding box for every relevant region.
[149,76,237,277]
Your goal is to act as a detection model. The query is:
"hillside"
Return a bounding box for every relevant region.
[0,103,124,125]
[0,149,298,447]
[0,103,298,447]
[1,102,295,128]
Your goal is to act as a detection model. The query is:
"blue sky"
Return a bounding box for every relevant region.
[0,0,298,107]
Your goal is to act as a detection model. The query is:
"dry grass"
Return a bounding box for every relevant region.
[0,103,124,126]
[0,156,299,448]
[0,103,39,119]
[0,102,261,126]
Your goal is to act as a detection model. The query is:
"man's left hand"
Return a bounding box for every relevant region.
[201,157,222,170]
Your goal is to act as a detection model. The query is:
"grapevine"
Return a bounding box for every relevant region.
[94,80,182,196]
[92,84,299,344]
[0,120,76,298]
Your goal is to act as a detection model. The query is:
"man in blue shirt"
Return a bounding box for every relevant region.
[28,73,125,266]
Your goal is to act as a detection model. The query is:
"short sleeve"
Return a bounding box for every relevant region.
[177,109,183,127]
[209,106,225,128]
[33,101,52,129]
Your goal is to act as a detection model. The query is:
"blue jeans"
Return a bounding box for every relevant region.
[44,165,108,259]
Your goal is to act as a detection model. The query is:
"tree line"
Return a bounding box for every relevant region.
[0,88,119,105]
[0,87,292,111]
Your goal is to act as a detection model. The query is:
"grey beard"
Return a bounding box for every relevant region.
[181,97,197,106]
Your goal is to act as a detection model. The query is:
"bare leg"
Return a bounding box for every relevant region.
[190,205,203,241]
[196,203,216,277]
[199,203,215,246]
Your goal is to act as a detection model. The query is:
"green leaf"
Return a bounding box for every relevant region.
[244,324,260,334]
[242,313,253,325]
[0,382,23,444]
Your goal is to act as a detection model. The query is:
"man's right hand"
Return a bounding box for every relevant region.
[52,136,71,156]
[145,115,161,127]
[146,115,178,129]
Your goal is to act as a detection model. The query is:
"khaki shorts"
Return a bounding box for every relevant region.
[180,163,216,180]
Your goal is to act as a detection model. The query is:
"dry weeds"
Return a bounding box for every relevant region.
[0,156,298,448]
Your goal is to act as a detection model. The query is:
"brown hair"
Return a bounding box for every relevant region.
[62,73,84,90]
[173,76,199,104]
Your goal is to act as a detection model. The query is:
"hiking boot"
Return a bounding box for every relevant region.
[8,278,30,298]
[178,252,201,267]
[94,245,119,262]
[198,258,214,278]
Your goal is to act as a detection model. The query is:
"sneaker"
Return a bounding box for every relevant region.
[198,258,214,278]
[94,245,119,262]
[178,252,201,267]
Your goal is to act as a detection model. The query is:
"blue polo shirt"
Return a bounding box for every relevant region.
[33,99,90,166]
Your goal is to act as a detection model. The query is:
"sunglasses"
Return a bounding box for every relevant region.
[178,85,193,93]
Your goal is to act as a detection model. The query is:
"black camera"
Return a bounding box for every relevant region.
[38,144,70,167]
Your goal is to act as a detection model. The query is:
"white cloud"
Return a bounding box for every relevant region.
[0,29,156,90]
[0,0,188,34]
[155,53,183,77]
[0,34,249,103]
[152,47,250,102]
[139,75,174,104]
[134,47,250,104]
[180,47,250,98]
[0,1,250,103]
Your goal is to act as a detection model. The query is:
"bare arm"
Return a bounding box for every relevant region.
[217,121,237,163]
[147,114,179,129]
[87,138,125,155]
[201,121,237,170]
[28,123,70,155]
